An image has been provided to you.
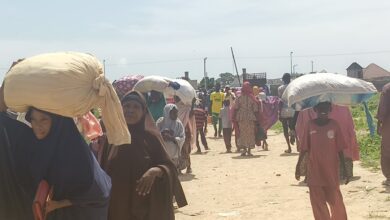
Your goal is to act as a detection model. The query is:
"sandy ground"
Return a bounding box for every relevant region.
[175,128,390,220]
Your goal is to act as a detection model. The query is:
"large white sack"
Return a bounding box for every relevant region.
[282,73,377,110]
[4,52,130,146]
[133,75,172,94]
[165,79,196,105]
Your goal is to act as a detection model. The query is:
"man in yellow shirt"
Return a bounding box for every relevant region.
[210,84,225,137]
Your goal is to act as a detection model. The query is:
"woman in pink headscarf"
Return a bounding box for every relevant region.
[232,82,261,156]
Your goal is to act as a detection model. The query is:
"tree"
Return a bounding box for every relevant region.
[218,72,235,86]
[198,77,215,90]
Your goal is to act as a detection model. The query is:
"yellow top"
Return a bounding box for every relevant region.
[210,92,225,113]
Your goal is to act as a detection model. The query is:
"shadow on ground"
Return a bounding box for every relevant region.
[231,155,265,159]
[179,173,196,182]
[290,181,308,187]
[280,152,299,157]
[192,151,209,155]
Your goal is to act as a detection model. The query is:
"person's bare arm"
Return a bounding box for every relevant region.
[295,151,306,181]
[339,151,349,185]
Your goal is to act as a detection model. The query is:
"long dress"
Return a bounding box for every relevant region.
[176,101,196,170]
[235,95,259,149]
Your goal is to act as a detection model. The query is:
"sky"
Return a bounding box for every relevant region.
[1,0,390,82]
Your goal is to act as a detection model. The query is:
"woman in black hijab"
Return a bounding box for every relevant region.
[103,91,187,220]
[0,112,35,219]
[0,84,34,220]
[26,108,111,220]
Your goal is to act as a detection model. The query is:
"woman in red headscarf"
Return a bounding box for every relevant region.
[232,82,261,156]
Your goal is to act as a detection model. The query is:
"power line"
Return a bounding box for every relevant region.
[239,50,390,59]
[1,50,389,69]
[105,50,390,66]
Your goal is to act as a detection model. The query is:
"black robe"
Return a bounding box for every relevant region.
[0,112,34,220]
[104,130,187,220]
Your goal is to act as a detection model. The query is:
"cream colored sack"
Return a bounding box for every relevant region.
[4,52,130,145]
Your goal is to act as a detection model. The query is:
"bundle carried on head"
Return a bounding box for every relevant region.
[3,51,130,145]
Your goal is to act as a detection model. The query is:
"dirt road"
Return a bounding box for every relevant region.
[175,129,390,220]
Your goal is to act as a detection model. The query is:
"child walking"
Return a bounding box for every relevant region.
[220,100,233,153]
[295,102,349,220]
[194,101,209,153]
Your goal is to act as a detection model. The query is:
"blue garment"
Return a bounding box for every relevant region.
[363,102,376,137]
[27,110,111,220]
[47,156,111,220]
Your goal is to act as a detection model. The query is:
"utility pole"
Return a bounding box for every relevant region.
[293,64,298,74]
[203,57,207,91]
[290,52,293,74]
[311,60,314,73]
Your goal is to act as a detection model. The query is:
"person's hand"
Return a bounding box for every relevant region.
[168,134,175,142]
[46,200,71,214]
[295,165,300,181]
[161,132,168,141]
[46,200,60,213]
[136,167,163,196]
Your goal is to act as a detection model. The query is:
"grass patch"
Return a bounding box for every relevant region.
[271,121,283,134]
[358,134,381,170]
[351,93,381,169]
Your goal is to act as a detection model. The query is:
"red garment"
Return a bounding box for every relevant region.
[194,108,207,130]
[241,81,258,104]
[300,119,346,187]
[377,83,390,157]
[309,186,347,220]
[296,105,359,161]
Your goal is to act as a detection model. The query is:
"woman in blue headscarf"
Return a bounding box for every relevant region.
[26,108,111,220]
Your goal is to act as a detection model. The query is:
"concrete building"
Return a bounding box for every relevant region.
[347,62,390,91]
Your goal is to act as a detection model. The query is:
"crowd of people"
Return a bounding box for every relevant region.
[1,68,390,220]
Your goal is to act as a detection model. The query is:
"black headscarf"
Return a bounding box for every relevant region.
[121,91,148,143]
[26,108,94,200]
